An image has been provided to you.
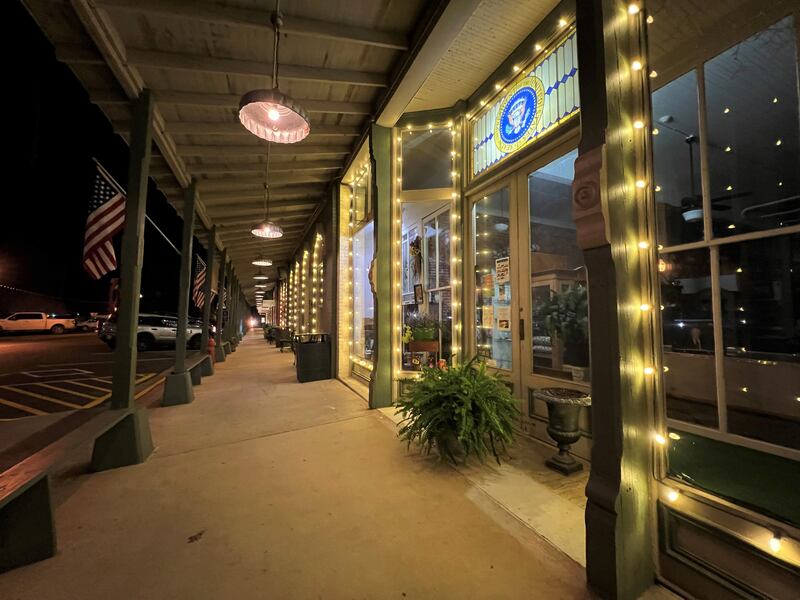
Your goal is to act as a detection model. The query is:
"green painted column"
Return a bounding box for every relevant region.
[92,89,154,471]
[162,179,196,406]
[369,124,392,408]
[573,2,656,598]
[214,249,227,362]
[200,226,216,376]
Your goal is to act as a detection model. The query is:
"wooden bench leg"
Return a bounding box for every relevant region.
[90,408,153,472]
[190,365,202,386]
[0,476,56,573]
[200,357,214,377]
[162,371,194,406]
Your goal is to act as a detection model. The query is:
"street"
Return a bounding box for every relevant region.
[0,332,178,419]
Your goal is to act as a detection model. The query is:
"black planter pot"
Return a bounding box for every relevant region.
[533,388,591,475]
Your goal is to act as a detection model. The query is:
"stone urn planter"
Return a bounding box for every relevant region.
[533,387,591,475]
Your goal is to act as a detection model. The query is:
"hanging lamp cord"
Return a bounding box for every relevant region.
[271,0,282,90]
[264,141,272,220]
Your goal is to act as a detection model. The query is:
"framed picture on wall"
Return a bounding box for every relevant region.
[413,284,424,304]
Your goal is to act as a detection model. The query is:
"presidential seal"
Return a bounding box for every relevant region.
[493,76,545,154]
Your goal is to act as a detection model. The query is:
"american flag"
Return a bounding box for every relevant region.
[192,255,207,308]
[83,166,125,279]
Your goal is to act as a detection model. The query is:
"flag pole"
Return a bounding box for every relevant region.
[92,157,182,257]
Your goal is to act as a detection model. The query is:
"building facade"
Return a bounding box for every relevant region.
[277,1,800,598]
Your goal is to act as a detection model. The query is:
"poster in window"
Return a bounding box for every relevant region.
[413,284,424,304]
[481,305,494,328]
[496,305,511,331]
[495,257,510,284]
[481,273,494,290]
[498,284,507,302]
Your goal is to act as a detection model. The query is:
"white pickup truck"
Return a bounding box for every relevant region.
[0,312,77,335]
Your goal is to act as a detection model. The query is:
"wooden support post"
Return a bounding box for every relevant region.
[228,274,238,351]
[214,249,227,362]
[200,226,216,376]
[368,124,392,408]
[162,180,197,406]
[572,1,655,598]
[96,89,154,470]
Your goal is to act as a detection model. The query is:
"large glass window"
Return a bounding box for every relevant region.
[400,201,451,370]
[473,189,512,370]
[352,221,374,361]
[528,149,589,382]
[401,128,453,191]
[653,18,800,466]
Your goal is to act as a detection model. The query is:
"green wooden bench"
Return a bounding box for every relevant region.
[0,407,152,572]
[186,352,212,385]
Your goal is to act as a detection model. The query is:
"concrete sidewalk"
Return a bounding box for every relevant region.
[1,333,591,600]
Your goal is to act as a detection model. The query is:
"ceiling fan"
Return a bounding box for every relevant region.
[679,135,751,222]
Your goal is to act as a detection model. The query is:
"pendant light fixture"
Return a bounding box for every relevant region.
[252,255,273,267]
[238,0,310,143]
[253,270,269,280]
[251,143,284,239]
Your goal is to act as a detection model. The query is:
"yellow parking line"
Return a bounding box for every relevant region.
[35,382,103,401]
[4,386,83,409]
[0,396,46,416]
[67,380,111,393]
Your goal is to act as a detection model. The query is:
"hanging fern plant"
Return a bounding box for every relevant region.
[394,357,519,464]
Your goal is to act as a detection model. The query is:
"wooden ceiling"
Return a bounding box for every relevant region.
[20,0,434,298]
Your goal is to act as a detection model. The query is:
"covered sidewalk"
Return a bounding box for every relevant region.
[0,333,590,599]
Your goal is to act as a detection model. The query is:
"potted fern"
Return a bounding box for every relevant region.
[395,357,519,464]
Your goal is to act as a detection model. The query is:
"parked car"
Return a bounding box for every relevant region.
[99,313,204,351]
[0,312,77,335]
[75,316,101,332]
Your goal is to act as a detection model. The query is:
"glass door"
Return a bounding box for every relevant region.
[517,148,591,399]
[469,177,521,393]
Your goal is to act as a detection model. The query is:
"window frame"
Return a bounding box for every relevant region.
[653,24,800,463]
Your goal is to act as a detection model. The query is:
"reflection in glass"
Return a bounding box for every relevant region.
[474,188,512,370]
[659,249,718,428]
[719,234,799,448]
[652,70,704,246]
[401,128,453,191]
[352,221,374,361]
[527,149,590,382]
[704,16,800,237]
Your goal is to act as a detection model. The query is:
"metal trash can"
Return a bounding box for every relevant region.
[294,333,331,383]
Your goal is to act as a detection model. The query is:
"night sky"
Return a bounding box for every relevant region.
[1,1,204,317]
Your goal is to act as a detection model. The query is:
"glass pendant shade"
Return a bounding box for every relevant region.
[255,284,267,288]
[251,220,284,239]
[253,272,269,280]
[252,256,273,267]
[239,89,310,144]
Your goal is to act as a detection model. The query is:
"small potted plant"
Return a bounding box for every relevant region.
[534,285,590,380]
[395,357,519,464]
[406,313,439,341]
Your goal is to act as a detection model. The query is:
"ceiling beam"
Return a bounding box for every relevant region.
[113,121,360,137]
[97,0,409,50]
[126,48,388,87]
[144,91,371,114]
[197,174,329,190]
[178,144,351,157]
[213,214,311,227]
[200,186,326,205]
[188,160,342,175]
[206,199,320,214]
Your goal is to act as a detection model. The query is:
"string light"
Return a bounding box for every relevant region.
[627,3,640,14]
[768,535,782,554]
[666,489,680,503]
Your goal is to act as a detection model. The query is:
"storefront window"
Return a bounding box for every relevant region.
[352,221,374,361]
[652,70,703,247]
[400,201,451,370]
[401,128,452,191]
[528,149,589,382]
[474,189,512,370]
[704,17,799,238]
[652,16,800,513]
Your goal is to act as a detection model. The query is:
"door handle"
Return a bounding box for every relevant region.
[519,318,525,341]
